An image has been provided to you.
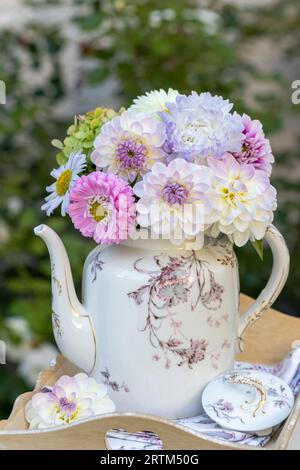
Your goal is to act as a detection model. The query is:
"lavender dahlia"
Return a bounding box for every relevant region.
[160,91,244,162]
[134,158,215,239]
[91,110,166,182]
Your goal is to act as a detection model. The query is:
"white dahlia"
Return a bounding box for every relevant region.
[129,88,179,116]
[25,372,115,429]
[207,154,277,246]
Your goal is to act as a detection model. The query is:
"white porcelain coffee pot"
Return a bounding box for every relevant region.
[34,224,289,418]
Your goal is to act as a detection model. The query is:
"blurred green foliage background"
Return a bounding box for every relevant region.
[0,0,299,418]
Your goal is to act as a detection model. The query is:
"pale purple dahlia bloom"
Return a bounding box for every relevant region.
[68,172,136,244]
[91,110,166,182]
[160,92,244,162]
[232,114,274,175]
[134,158,214,239]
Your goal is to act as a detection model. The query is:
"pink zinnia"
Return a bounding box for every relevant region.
[68,172,136,244]
[232,114,274,175]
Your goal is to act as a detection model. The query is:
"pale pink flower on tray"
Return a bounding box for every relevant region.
[68,172,136,245]
[232,114,274,175]
[207,154,277,246]
[25,373,115,429]
[91,110,166,182]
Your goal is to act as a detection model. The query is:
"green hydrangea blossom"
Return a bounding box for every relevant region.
[52,107,120,165]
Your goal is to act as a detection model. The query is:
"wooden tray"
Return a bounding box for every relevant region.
[0,295,299,450]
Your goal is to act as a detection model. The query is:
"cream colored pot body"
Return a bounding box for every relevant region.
[34,225,289,418]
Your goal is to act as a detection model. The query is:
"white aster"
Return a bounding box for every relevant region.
[41,150,86,216]
[207,154,277,247]
[129,88,179,116]
[134,158,215,240]
[91,110,166,182]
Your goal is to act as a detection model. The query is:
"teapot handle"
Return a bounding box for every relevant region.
[238,225,290,352]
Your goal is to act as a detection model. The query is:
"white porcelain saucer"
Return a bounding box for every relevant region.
[202,369,294,433]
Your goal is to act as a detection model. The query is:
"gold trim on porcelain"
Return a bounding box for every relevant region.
[228,373,266,417]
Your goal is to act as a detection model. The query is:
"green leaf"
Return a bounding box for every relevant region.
[56,152,67,165]
[67,124,77,135]
[251,239,264,261]
[51,139,63,149]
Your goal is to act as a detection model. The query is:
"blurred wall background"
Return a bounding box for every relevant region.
[0,0,299,418]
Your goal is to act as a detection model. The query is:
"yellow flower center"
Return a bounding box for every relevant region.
[56,169,73,196]
[89,200,108,222]
[56,405,79,424]
[227,192,236,205]
[221,187,246,206]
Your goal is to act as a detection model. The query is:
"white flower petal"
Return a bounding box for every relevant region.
[129,88,179,116]
[233,230,250,247]
[41,151,87,217]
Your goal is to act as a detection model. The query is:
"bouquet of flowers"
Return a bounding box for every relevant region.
[43,89,276,252]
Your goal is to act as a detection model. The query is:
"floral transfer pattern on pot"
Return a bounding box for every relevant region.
[52,311,62,337]
[128,251,224,369]
[88,251,105,282]
[101,367,130,393]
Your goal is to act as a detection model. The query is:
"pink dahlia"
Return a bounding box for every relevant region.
[232,114,274,175]
[68,172,136,244]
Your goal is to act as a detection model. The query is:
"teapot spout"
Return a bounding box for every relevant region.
[34,224,96,373]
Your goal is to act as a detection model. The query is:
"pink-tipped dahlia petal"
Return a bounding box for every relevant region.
[232,114,274,175]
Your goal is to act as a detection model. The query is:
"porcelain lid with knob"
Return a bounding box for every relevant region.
[202,369,294,433]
